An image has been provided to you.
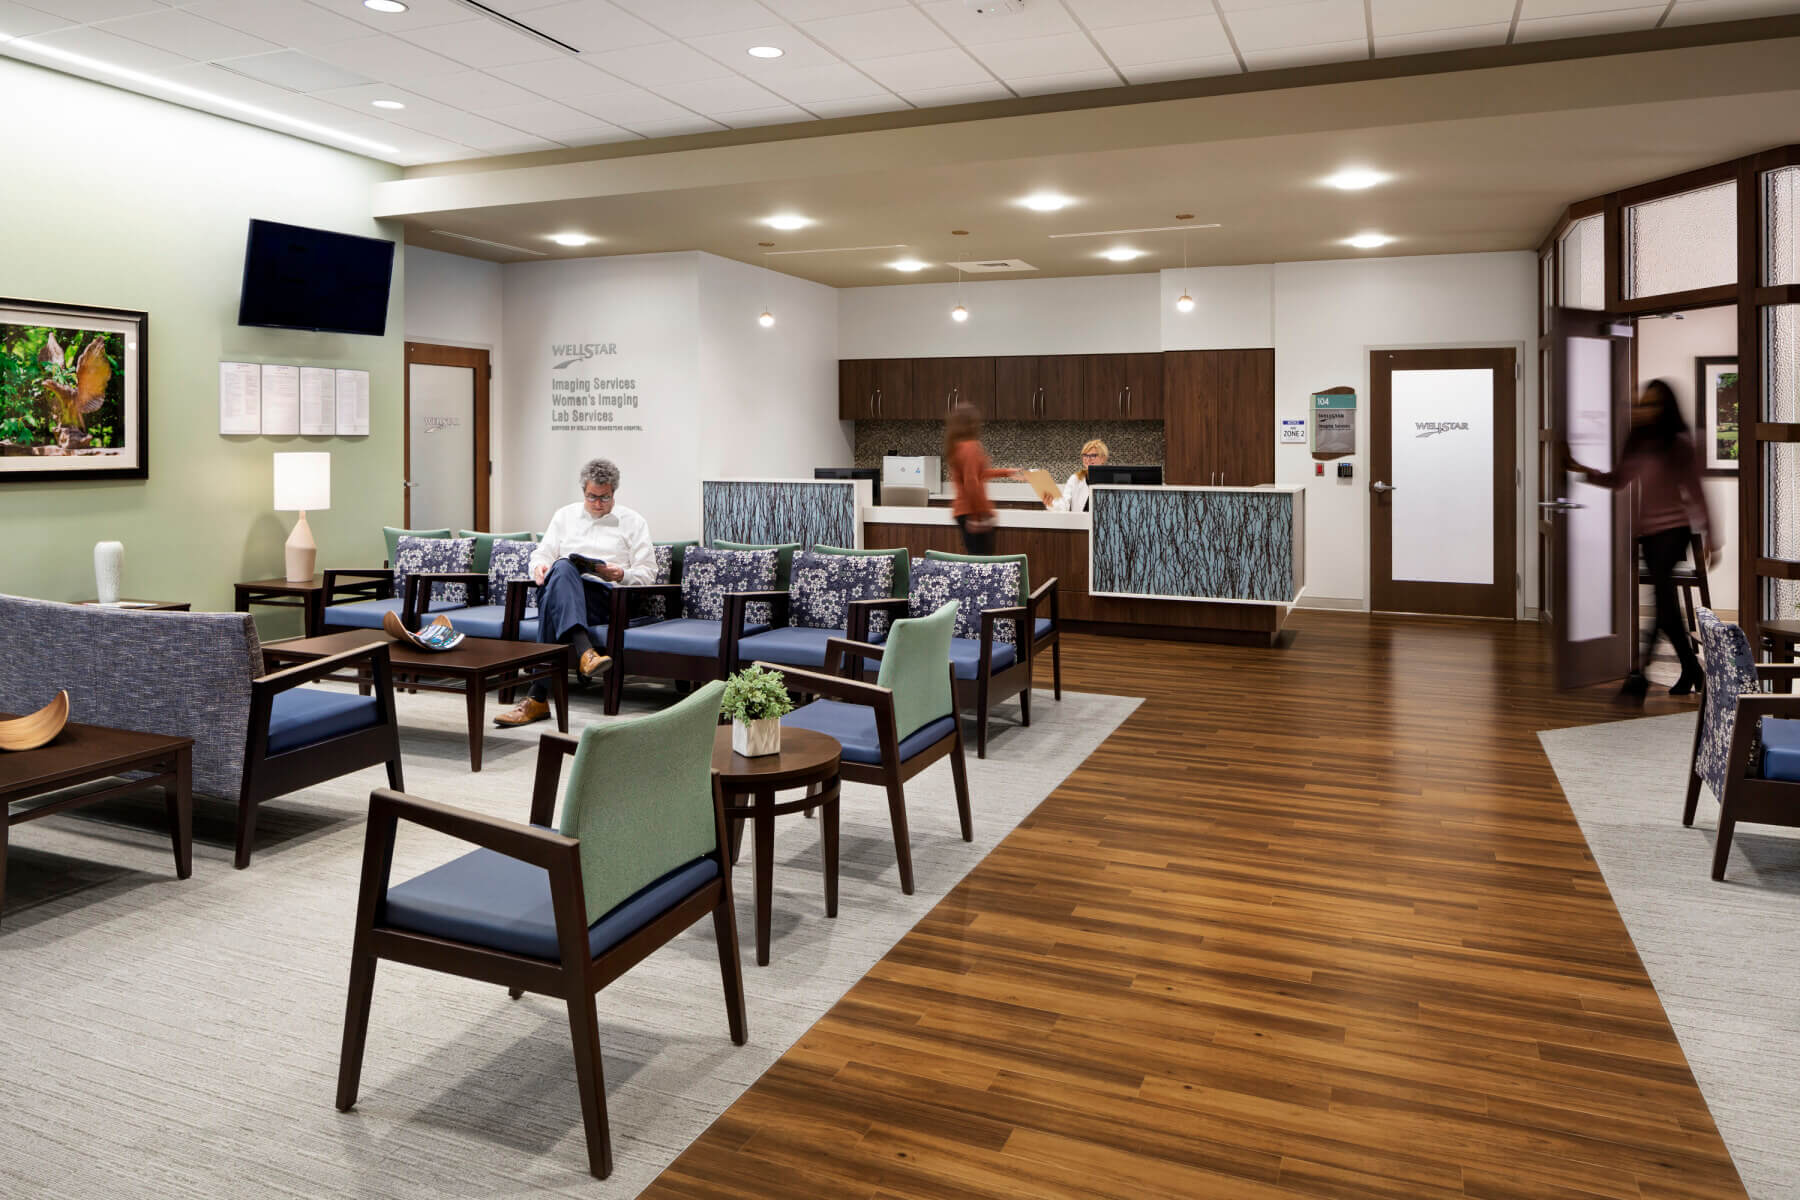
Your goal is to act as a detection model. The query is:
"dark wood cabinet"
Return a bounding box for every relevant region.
[1085,354,1164,420]
[910,357,994,418]
[838,359,874,420]
[1037,355,1084,419]
[839,359,916,420]
[995,355,1083,420]
[994,356,1038,420]
[1163,349,1274,485]
[1123,352,1164,420]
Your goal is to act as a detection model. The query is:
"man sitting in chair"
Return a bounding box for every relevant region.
[495,457,655,727]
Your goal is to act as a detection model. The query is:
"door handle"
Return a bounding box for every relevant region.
[1124,385,1131,415]
[872,388,881,416]
[403,481,419,489]
[1372,481,1396,493]
[1537,498,1585,511]
[1034,386,1044,417]
[1117,388,1124,415]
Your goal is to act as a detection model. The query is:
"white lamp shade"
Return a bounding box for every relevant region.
[273,452,331,511]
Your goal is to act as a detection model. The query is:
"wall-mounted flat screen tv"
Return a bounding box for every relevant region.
[237,219,396,336]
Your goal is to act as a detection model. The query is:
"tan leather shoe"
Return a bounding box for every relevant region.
[578,649,610,682]
[493,698,550,727]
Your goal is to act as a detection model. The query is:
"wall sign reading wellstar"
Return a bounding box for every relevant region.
[549,340,642,434]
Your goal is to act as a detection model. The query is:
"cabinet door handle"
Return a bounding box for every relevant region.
[874,388,881,417]
[1124,385,1131,415]
[1117,388,1124,415]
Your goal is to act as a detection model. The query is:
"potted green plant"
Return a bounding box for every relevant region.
[721,665,794,758]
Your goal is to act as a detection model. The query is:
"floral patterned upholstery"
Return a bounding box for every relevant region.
[789,550,895,633]
[908,558,1021,644]
[641,543,677,623]
[394,535,475,607]
[679,547,777,623]
[1695,608,1762,797]
[486,538,538,616]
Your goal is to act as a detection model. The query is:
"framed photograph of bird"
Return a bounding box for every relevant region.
[1,298,148,481]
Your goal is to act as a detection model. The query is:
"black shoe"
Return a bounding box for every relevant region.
[1669,669,1703,697]
[1616,672,1650,702]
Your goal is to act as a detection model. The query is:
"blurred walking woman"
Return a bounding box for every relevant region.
[1568,378,1718,698]
[1047,438,1109,512]
[945,403,1023,554]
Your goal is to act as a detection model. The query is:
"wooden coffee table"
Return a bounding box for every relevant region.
[260,629,570,772]
[1,718,193,925]
[712,725,842,966]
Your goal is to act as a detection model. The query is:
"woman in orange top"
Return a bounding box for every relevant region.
[944,402,1024,554]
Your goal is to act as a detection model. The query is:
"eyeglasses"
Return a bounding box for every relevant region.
[1080,452,1104,460]
[583,489,615,504]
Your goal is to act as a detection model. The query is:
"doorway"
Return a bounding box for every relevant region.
[404,342,491,530]
[1369,347,1519,618]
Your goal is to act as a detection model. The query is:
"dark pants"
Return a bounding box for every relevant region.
[1640,526,1702,681]
[956,514,995,556]
[530,559,608,699]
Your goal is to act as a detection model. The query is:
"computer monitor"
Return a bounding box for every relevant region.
[1087,464,1163,486]
[814,466,880,504]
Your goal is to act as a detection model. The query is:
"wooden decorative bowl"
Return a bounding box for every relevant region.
[0,689,71,752]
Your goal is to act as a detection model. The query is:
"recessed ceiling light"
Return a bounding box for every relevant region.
[747,45,784,58]
[370,99,405,110]
[1344,233,1393,249]
[1324,167,1389,191]
[889,258,928,272]
[1019,192,1071,212]
[764,214,812,231]
[363,0,408,12]
[1100,247,1143,262]
[548,232,595,247]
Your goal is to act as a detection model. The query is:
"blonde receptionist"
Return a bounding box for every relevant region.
[1046,439,1109,512]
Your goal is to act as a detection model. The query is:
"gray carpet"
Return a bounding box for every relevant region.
[1539,713,1800,1199]
[0,680,1137,1197]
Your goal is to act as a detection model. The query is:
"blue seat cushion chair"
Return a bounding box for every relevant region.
[736,625,846,669]
[384,851,720,961]
[324,597,464,630]
[265,688,382,754]
[446,605,546,641]
[623,618,768,658]
[1761,717,1800,782]
[948,636,1017,680]
[1034,617,1053,640]
[782,700,958,765]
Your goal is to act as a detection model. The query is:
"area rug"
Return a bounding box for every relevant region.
[0,682,1138,1198]
[1539,714,1800,1200]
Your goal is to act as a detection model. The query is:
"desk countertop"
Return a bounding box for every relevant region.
[863,507,1090,530]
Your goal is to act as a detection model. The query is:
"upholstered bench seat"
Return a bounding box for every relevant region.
[1761,717,1800,781]
[1034,617,1052,640]
[444,604,543,641]
[736,624,889,669]
[385,849,719,961]
[783,701,957,765]
[324,598,463,630]
[265,689,383,754]
[623,618,767,658]
[949,636,1017,680]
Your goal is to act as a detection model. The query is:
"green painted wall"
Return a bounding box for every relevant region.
[0,59,404,637]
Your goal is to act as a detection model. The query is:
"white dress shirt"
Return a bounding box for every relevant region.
[1050,473,1091,513]
[529,501,656,584]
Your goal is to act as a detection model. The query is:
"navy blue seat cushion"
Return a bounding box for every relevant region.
[442,604,545,640]
[1033,617,1053,641]
[1762,717,1800,781]
[324,597,461,630]
[623,618,766,658]
[385,851,719,962]
[737,625,845,669]
[948,636,1017,680]
[782,701,956,765]
[266,688,381,754]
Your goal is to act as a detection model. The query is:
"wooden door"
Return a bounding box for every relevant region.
[838,359,875,419]
[1369,347,1518,619]
[1213,349,1274,485]
[1162,350,1218,484]
[1124,352,1164,419]
[1036,355,1086,419]
[871,359,913,420]
[994,356,1039,420]
[404,342,490,529]
[1083,354,1127,421]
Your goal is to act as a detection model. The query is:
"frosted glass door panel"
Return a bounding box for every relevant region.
[1559,214,1604,311]
[1565,337,1615,643]
[1767,166,1799,286]
[1390,369,1495,584]
[1625,180,1735,298]
[409,363,475,531]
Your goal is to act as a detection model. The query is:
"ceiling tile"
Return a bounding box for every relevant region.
[759,0,904,19]
[1224,0,1368,50]
[514,0,666,52]
[400,18,561,68]
[800,6,951,58]
[16,23,195,72]
[478,96,612,135]
[804,93,902,116]
[309,33,466,82]
[756,60,887,102]
[586,38,735,85]
[94,8,277,61]
[1369,0,1516,36]
[213,47,372,91]
[1374,21,1511,54]
[486,54,633,100]
[12,0,162,20]
[1090,15,1233,65]
[1007,68,1124,96]
[683,23,842,70]
[404,68,542,108]
[559,123,641,146]
[899,79,1012,107]
[1666,0,1800,22]
[1061,0,1204,29]
[311,0,474,34]
[566,85,699,124]
[310,80,432,111]
[1512,6,1665,39]
[967,32,1110,78]
[717,102,813,126]
[0,1,75,37]
[628,115,728,136]
[917,0,1080,43]
[656,72,786,113]
[163,59,327,108]
[467,135,563,154]
[1518,0,1666,15]
[180,0,372,49]
[1119,54,1244,83]
[858,45,993,91]
[1240,37,1370,69]
[610,0,782,38]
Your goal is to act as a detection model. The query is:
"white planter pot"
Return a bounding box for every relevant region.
[732,716,781,758]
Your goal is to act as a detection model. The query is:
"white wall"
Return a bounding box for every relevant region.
[1636,306,1739,611]
[838,274,1159,358]
[403,246,506,521]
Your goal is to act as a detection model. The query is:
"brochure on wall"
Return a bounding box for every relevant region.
[261,364,301,435]
[334,368,370,435]
[219,361,261,435]
[299,367,336,435]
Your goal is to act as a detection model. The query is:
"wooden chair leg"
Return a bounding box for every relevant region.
[386,754,404,793]
[1712,808,1738,881]
[976,673,990,760]
[712,894,749,1045]
[334,952,379,1111]
[1051,636,1062,701]
[508,987,524,1000]
[882,770,916,895]
[564,988,613,1179]
[233,789,258,871]
[1682,770,1704,827]
[950,726,972,843]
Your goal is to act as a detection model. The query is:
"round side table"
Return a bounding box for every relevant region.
[711,726,842,966]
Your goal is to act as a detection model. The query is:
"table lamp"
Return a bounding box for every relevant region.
[273,452,330,582]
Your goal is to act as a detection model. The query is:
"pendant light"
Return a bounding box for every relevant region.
[1174,215,1195,313]
[757,244,775,328]
[949,230,969,322]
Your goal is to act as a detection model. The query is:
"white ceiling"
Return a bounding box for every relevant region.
[2,0,1798,165]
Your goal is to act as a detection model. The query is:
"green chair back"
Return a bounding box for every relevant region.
[560,679,724,923]
[712,540,801,587]
[813,544,910,595]
[383,526,450,565]
[459,530,536,575]
[923,549,1029,604]
[876,602,956,742]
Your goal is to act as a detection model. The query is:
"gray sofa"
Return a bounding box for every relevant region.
[0,595,404,868]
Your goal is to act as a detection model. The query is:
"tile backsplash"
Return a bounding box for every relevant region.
[853,420,1164,484]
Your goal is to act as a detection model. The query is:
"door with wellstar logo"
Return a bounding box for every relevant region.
[1369,347,1518,617]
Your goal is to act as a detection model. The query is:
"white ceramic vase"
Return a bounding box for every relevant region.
[94,541,123,605]
[732,716,781,758]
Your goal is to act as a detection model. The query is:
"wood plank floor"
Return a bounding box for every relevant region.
[646,611,1746,1200]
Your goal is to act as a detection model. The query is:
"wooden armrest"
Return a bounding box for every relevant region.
[528,732,581,826]
[1732,694,1800,719]
[610,582,682,629]
[369,787,576,870]
[822,636,887,677]
[255,641,392,695]
[725,589,790,629]
[756,661,891,707]
[848,597,908,613]
[1754,663,1800,681]
[405,571,489,618]
[1028,577,1058,603]
[323,568,393,602]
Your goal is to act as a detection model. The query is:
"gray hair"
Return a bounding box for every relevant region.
[579,458,620,493]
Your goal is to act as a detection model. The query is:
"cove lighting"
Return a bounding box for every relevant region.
[1100,247,1143,262]
[1344,232,1393,249]
[1324,167,1388,191]
[1019,192,1071,212]
[363,0,408,12]
[889,258,928,272]
[548,232,595,247]
[371,99,405,110]
[764,214,812,231]
[747,45,784,58]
